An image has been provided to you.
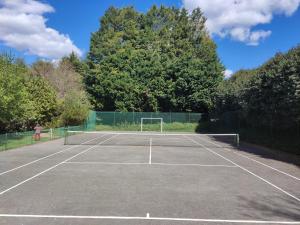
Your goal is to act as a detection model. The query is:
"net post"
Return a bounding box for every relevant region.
[161,118,163,133]
[141,118,143,132]
[236,134,240,147]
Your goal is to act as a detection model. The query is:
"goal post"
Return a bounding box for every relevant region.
[141,118,163,132]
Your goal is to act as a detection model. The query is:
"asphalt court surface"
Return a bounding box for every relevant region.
[0,134,299,225]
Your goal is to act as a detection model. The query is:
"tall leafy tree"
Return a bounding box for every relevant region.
[85,6,224,112]
[0,54,60,132]
[25,76,59,126]
[0,54,33,131]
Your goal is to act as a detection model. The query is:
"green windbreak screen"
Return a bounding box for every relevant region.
[94,111,202,132]
[0,126,80,151]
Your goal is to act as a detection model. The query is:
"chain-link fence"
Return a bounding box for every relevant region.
[206,110,300,154]
[89,111,202,132]
[0,126,81,151]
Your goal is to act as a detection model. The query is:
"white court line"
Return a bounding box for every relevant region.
[63,161,238,167]
[0,135,118,196]
[196,136,300,181]
[0,135,105,176]
[64,162,149,165]
[185,136,300,202]
[149,138,152,165]
[0,214,299,224]
[152,163,237,167]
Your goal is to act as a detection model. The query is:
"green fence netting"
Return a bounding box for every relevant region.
[0,111,202,151]
[207,110,300,154]
[0,125,83,151]
[93,111,202,132]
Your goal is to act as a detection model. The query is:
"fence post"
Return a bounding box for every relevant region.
[31,131,34,144]
[50,128,53,140]
[113,112,116,126]
[132,110,135,124]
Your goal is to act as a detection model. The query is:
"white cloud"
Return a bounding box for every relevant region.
[183,0,300,45]
[0,0,82,59]
[224,69,233,79]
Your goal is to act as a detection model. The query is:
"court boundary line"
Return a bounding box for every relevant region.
[63,161,238,167]
[0,135,119,196]
[185,136,300,202]
[0,135,106,176]
[196,136,300,181]
[0,214,299,224]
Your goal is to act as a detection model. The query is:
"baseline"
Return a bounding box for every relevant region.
[0,214,299,224]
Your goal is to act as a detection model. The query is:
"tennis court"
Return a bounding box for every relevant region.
[0,132,299,225]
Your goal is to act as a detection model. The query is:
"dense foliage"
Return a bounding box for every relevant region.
[85,6,224,112]
[0,53,90,132]
[213,46,300,153]
[0,55,30,131]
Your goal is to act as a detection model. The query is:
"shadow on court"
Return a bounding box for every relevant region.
[239,195,300,221]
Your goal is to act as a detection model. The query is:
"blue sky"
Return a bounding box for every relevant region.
[0,0,299,76]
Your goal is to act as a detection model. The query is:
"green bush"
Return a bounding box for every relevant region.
[61,91,91,126]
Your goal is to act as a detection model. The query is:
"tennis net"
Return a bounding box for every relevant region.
[64,131,239,148]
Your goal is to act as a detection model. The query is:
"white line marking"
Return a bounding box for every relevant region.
[0,135,118,196]
[0,214,299,224]
[152,163,238,167]
[0,135,105,176]
[64,162,149,165]
[196,136,300,181]
[146,213,150,218]
[149,138,152,165]
[63,161,238,167]
[185,136,300,202]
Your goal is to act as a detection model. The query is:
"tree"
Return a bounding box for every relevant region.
[85,6,224,112]
[213,45,300,153]
[61,90,91,126]
[30,56,91,127]
[31,60,54,78]
[25,76,59,126]
[0,54,33,131]
[0,54,60,132]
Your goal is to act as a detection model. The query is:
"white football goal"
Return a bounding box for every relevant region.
[140,118,163,132]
